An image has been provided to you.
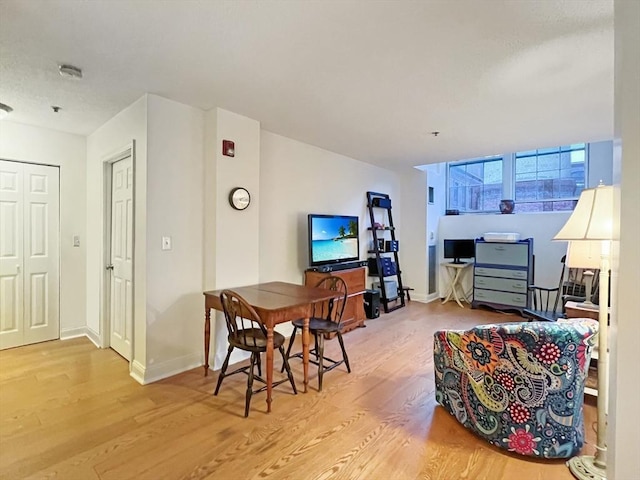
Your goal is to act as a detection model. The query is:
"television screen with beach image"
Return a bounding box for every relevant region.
[308,214,359,266]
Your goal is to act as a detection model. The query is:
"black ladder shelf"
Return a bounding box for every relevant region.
[366,191,406,313]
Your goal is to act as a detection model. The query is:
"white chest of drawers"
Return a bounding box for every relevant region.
[472,238,533,316]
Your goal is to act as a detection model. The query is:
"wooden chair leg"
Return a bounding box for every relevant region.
[281,326,298,373]
[317,334,325,392]
[256,352,262,377]
[337,332,351,373]
[279,346,297,394]
[245,352,256,417]
[214,345,234,395]
[314,333,320,360]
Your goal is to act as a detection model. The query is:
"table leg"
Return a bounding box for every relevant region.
[302,316,310,393]
[204,307,210,376]
[451,269,465,308]
[442,268,456,304]
[266,326,274,413]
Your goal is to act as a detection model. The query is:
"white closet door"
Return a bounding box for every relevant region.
[0,160,59,350]
[0,161,25,349]
[22,163,60,346]
[109,156,133,360]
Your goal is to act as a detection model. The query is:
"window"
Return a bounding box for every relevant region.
[514,144,586,212]
[448,157,503,213]
[446,144,588,214]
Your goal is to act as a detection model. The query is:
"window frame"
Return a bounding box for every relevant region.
[446,156,504,214]
[512,144,588,211]
[446,144,589,214]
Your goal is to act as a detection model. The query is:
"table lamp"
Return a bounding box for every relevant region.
[554,183,614,480]
[566,240,601,307]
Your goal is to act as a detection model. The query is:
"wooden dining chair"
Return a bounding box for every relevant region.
[282,276,350,391]
[215,290,297,417]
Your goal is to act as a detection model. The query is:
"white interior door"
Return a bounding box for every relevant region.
[0,160,59,350]
[109,156,133,360]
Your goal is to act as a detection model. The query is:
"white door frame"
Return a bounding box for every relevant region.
[100,142,135,363]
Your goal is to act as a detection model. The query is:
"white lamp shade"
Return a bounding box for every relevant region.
[554,184,614,240]
[566,240,601,269]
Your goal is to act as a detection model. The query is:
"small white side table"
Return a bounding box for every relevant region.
[441,262,472,308]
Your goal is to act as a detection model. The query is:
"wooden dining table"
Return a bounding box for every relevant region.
[203,281,339,412]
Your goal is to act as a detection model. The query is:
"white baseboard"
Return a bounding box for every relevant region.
[59,326,88,340]
[400,292,439,303]
[58,329,200,386]
[408,293,428,303]
[424,293,440,303]
[129,352,202,385]
[57,330,200,386]
[59,327,102,348]
[130,360,146,385]
[85,328,102,348]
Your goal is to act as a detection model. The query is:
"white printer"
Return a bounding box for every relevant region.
[482,232,521,243]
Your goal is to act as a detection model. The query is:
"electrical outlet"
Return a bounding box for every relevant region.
[162,236,172,251]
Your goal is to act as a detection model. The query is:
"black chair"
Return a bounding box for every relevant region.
[282,276,350,391]
[214,290,297,417]
[524,255,599,322]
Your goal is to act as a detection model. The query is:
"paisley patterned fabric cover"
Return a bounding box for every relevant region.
[433,318,598,458]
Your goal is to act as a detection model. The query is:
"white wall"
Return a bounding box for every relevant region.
[214,109,261,289]
[259,131,404,317]
[205,108,261,370]
[398,168,428,301]
[144,95,205,381]
[437,213,572,301]
[609,1,640,477]
[258,130,431,304]
[87,94,207,383]
[425,163,447,297]
[0,121,87,338]
[588,141,613,187]
[86,95,148,370]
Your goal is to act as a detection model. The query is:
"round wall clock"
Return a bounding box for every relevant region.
[228,187,251,210]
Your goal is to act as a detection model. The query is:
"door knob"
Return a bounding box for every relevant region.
[106,264,114,270]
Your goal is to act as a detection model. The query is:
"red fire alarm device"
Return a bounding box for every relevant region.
[222,140,235,157]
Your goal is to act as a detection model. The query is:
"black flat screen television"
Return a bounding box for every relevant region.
[444,239,475,264]
[308,214,359,267]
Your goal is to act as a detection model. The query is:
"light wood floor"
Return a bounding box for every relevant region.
[0,301,596,480]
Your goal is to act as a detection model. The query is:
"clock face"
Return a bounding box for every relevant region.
[229,187,251,210]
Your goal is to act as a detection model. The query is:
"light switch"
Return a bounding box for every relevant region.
[162,236,172,251]
[73,235,80,247]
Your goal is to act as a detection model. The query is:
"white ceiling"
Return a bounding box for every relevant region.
[0,0,614,170]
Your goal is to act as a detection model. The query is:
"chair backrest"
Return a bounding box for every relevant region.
[311,276,348,325]
[529,285,561,316]
[560,254,600,303]
[526,256,568,321]
[527,255,601,321]
[219,290,267,348]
